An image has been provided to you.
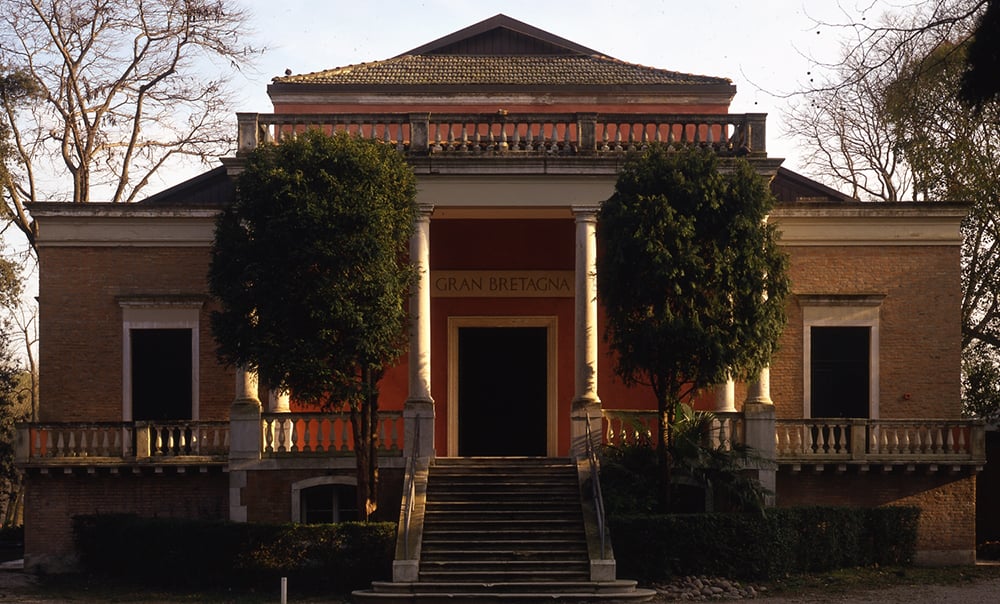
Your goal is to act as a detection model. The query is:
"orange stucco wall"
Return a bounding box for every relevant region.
[271,102,732,116]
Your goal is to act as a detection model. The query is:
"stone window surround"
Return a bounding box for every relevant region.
[799,294,884,419]
[119,297,203,422]
[290,475,358,523]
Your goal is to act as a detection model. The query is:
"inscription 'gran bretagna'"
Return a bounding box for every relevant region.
[431,270,575,298]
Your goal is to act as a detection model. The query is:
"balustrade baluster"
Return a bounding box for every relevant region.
[117,428,127,456]
[432,123,443,153]
[302,419,312,452]
[957,426,966,454]
[563,121,572,152]
[946,427,956,454]
[932,428,943,455]
[54,432,65,457]
[459,124,469,153]
[614,125,623,152]
[601,125,610,152]
[277,419,288,453]
[499,123,509,152]
[511,121,521,151]
[289,420,299,453]
[525,122,537,152]
[445,123,455,152]
[68,432,78,457]
[101,430,110,456]
[263,418,274,453]
[487,125,496,152]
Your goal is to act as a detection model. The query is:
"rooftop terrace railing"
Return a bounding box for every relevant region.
[237,112,767,158]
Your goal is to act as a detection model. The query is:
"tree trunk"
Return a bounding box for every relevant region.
[350,366,381,522]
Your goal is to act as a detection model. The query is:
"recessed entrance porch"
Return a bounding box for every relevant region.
[446,316,558,457]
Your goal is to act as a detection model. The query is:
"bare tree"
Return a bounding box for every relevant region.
[784,40,914,201]
[790,1,1000,416]
[0,0,259,249]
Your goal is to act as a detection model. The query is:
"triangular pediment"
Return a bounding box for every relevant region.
[401,14,604,57]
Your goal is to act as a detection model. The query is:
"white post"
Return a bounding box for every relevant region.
[229,366,262,522]
[743,366,776,505]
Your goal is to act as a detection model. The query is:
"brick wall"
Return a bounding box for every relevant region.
[23,469,228,572]
[772,245,963,420]
[38,245,234,422]
[243,466,404,524]
[777,469,976,565]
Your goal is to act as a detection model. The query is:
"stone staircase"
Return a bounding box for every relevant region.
[354,456,654,602]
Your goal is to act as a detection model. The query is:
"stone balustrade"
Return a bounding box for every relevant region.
[237,112,767,157]
[261,411,404,456]
[18,421,230,462]
[600,411,985,466]
[775,418,986,464]
[601,409,743,451]
[16,412,405,466]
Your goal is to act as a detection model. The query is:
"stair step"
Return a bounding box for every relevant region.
[421,548,587,559]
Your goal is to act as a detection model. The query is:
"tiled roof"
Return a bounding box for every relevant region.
[273,54,731,87]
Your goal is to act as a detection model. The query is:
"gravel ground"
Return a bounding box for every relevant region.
[1,564,999,603]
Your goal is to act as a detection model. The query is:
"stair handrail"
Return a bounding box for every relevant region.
[402,420,419,557]
[585,412,608,559]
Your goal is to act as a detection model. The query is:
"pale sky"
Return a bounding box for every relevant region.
[228,0,904,179]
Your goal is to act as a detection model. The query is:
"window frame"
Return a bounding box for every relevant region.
[120,298,202,422]
[291,476,358,523]
[800,295,883,420]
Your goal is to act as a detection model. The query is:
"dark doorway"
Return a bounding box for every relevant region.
[458,326,547,456]
[131,328,192,421]
[810,326,870,418]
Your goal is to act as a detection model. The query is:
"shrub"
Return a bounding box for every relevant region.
[610,506,919,581]
[73,514,394,593]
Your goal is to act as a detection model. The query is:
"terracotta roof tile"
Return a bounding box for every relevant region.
[273,55,730,87]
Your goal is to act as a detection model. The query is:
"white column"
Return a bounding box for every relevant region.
[572,206,600,405]
[405,204,435,458]
[745,367,773,406]
[714,378,736,412]
[571,205,602,457]
[267,389,290,413]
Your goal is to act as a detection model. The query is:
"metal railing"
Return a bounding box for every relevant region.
[401,420,420,558]
[585,412,608,559]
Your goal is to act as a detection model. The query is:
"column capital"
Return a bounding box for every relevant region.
[416,203,435,217]
[571,204,600,220]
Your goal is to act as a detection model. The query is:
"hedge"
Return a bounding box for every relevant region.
[611,506,919,581]
[73,514,395,593]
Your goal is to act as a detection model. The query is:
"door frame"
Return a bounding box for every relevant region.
[447,316,558,457]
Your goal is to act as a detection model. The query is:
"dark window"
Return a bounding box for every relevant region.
[131,328,192,421]
[300,484,358,523]
[811,326,870,418]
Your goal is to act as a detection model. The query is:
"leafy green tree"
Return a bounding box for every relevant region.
[597,145,789,509]
[209,130,418,521]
